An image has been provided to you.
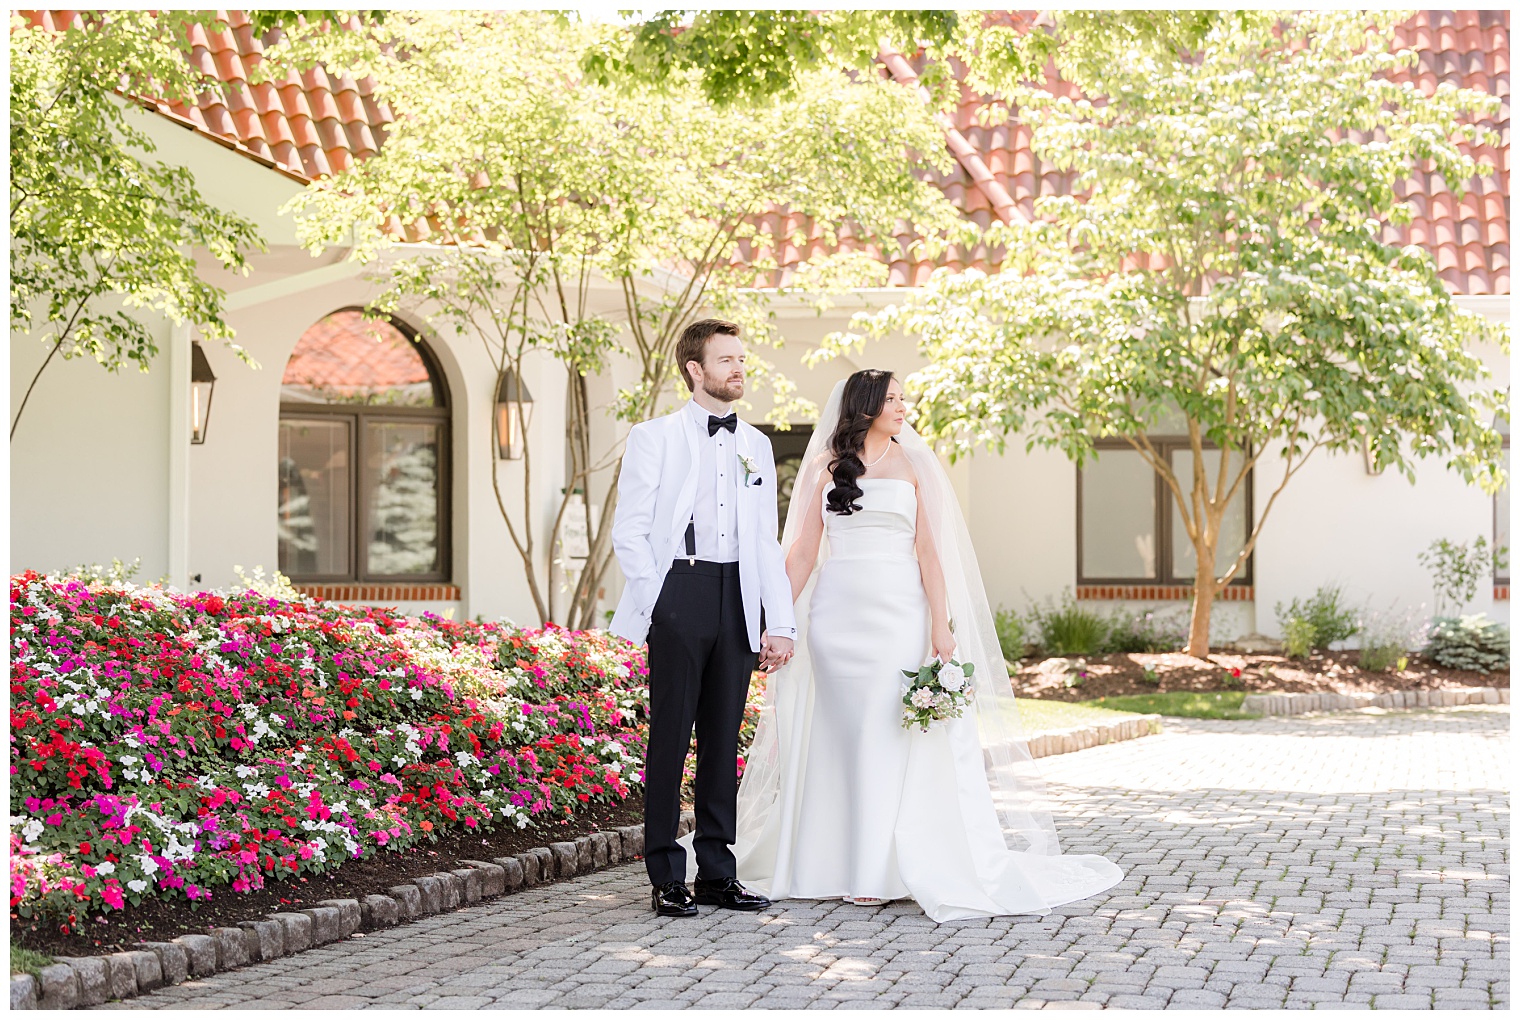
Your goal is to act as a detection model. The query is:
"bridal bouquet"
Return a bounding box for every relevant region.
[900,657,975,731]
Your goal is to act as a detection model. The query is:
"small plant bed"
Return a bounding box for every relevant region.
[12,800,642,960]
[1078,691,1257,720]
[1010,650,1508,704]
[10,572,651,961]
[1016,698,1144,733]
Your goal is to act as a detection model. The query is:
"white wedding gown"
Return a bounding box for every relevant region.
[731,477,1124,921]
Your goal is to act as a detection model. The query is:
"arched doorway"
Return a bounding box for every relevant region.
[277,310,451,583]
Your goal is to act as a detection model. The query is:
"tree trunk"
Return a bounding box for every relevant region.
[1186,542,1217,659]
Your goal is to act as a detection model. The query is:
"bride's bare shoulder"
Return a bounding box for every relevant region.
[886,441,920,486]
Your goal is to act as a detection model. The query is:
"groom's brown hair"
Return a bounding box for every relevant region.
[677,318,741,391]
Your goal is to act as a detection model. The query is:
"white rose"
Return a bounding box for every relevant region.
[938,663,966,693]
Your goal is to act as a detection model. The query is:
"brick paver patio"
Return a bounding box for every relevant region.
[110,706,1509,1010]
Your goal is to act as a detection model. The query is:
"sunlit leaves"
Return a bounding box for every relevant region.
[833,11,1507,651]
[10,11,266,433]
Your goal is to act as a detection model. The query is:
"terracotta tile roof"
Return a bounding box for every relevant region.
[20,10,1508,293]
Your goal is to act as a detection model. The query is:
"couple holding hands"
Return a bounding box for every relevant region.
[611,319,1122,921]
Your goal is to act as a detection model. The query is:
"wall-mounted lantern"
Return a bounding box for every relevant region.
[495,367,534,460]
[190,341,217,444]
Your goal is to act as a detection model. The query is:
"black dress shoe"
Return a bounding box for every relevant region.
[651,881,698,917]
[693,877,771,911]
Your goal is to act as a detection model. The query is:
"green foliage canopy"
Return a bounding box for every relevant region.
[9,11,265,438]
[824,11,1507,656]
[282,10,963,626]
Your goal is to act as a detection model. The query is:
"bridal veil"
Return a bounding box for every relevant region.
[734,380,1063,870]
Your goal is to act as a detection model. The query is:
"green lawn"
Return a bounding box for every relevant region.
[1016,698,1144,733]
[10,942,51,979]
[1079,690,1259,720]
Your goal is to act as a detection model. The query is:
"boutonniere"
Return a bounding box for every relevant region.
[738,453,762,486]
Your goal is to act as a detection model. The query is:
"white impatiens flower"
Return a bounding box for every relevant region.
[21,818,43,843]
[95,861,116,875]
[127,880,149,894]
[937,662,966,693]
[910,688,936,710]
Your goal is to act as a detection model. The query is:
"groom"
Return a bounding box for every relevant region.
[610,318,796,917]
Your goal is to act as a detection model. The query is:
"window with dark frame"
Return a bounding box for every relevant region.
[1077,438,1253,587]
[277,309,451,583]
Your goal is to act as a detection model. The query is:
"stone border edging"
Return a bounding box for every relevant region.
[1241,685,1509,717]
[9,811,697,1010]
[1026,714,1162,758]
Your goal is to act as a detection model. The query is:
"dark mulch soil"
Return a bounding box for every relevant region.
[1012,649,1508,703]
[15,800,645,959]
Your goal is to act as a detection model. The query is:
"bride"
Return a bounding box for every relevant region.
[728,369,1123,921]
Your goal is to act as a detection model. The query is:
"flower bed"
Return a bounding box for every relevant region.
[9,572,649,933]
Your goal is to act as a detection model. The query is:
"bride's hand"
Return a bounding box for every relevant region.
[930,623,956,663]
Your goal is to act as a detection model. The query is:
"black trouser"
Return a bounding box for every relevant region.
[643,559,757,887]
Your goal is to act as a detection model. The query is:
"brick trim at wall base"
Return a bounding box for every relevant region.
[1496,585,1510,602]
[1077,584,1253,602]
[294,584,462,603]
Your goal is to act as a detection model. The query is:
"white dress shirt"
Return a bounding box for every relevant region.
[686,399,740,563]
[682,400,795,640]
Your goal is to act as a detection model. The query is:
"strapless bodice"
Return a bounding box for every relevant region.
[825,478,917,559]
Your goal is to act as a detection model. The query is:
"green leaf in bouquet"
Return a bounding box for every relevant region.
[901,668,917,679]
[963,661,975,676]
[918,665,934,682]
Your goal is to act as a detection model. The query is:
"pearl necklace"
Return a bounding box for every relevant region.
[862,439,893,468]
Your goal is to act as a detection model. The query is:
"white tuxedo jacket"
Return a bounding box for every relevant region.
[609,408,796,651]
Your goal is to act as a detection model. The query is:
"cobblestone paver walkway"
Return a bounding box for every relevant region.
[114,706,1509,1010]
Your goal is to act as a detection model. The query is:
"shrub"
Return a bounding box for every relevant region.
[1281,617,1316,659]
[1424,615,1510,672]
[994,607,1030,661]
[1419,536,1507,617]
[1357,604,1426,673]
[1103,607,1187,654]
[1030,593,1108,656]
[1275,583,1359,652]
[9,571,649,927]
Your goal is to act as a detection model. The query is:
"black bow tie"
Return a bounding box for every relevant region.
[707,413,737,436]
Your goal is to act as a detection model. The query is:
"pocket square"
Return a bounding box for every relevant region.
[750,477,764,487]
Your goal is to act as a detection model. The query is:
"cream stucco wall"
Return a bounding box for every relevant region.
[11,306,174,578]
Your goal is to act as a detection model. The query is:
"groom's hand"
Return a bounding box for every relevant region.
[759,631,794,673]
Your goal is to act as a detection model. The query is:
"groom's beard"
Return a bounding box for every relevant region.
[703,377,744,403]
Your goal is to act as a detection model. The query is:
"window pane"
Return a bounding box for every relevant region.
[366,421,441,575]
[1171,448,1248,581]
[282,310,436,406]
[278,419,351,576]
[1082,448,1157,579]
[775,455,802,539]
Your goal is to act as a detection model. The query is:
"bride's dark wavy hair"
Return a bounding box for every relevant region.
[826,369,897,516]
